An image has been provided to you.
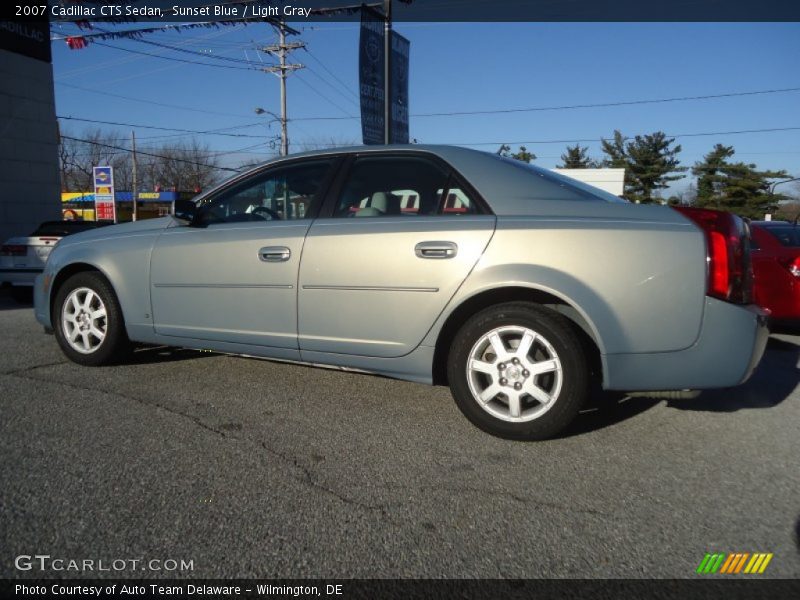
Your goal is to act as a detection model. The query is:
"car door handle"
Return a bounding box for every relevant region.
[259,246,291,262]
[415,241,458,259]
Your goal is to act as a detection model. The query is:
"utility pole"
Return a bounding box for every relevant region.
[261,21,305,157]
[383,0,392,145]
[131,130,138,222]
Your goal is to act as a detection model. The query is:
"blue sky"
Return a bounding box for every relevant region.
[50,21,800,194]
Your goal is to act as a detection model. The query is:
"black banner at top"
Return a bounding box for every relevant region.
[359,7,411,145]
[3,0,800,22]
[390,31,410,145]
[359,6,385,145]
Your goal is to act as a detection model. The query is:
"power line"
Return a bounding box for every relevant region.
[56,82,254,119]
[88,25,267,67]
[449,126,800,147]
[91,40,260,71]
[293,86,800,121]
[53,23,250,80]
[293,72,355,118]
[67,141,271,158]
[60,134,242,173]
[303,47,359,102]
[58,116,267,138]
[304,65,360,108]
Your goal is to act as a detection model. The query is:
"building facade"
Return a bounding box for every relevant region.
[0,21,61,242]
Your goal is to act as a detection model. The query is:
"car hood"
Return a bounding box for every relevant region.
[55,216,180,247]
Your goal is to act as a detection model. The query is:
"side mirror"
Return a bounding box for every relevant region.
[173,199,197,223]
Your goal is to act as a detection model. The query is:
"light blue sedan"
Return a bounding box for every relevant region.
[34,146,769,439]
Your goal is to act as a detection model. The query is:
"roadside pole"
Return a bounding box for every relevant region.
[131,130,138,222]
[383,0,392,145]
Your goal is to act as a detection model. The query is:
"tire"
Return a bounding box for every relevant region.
[447,302,589,440]
[52,272,131,366]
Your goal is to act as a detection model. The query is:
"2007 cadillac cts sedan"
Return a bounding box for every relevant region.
[33,146,769,440]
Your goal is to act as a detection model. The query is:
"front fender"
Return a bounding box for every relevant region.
[42,231,161,338]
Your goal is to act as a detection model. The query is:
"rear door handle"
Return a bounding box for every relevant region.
[259,246,291,262]
[415,241,458,259]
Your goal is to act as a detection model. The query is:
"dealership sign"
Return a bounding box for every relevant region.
[93,166,116,222]
[359,6,410,145]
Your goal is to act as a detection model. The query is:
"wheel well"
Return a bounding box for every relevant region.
[49,263,103,320]
[431,287,602,386]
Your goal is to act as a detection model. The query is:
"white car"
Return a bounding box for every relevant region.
[1,221,108,301]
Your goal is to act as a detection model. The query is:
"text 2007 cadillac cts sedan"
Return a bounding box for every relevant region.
[34,146,769,440]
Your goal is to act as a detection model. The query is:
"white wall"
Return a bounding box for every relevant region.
[551,168,626,197]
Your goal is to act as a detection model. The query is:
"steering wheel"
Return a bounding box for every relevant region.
[251,206,282,221]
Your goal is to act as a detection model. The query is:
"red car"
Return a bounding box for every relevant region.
[750,220,800,327]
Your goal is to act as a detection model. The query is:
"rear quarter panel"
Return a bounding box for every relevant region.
[425,209,706,355]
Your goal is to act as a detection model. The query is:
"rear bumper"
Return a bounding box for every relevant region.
[603,298,769,391]
[0,268,42,286]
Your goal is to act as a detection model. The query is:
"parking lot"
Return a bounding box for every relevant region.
[1,289,798,579]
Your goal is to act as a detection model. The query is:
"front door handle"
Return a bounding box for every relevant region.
[259,246,291,262]
[415,241,458,259]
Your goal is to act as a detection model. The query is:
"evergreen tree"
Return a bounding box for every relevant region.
[497,144,536,163]
[692,144,789,219]
[600,130,628,169]
[623,132,685,203]
[559,144,597,168]
[600,130,685,203]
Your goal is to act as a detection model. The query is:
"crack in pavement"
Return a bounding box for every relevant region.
[4,368,603,523]
[3,370,398,525]
[4,370,228,438]
[2,360,69,376]
[257,439,398,524]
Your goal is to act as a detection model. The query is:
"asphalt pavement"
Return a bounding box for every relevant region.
[1,289,798,579]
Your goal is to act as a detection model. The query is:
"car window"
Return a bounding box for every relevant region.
[493,154,628,203]
[764,226,800,247]
[334,156,453,218]
[439,186,480,215]
[197,159,333,226]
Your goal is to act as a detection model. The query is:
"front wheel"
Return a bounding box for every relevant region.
[447,302,589,440]
[53,272,131,366]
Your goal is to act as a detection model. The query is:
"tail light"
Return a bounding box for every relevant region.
[673,207,753,304]
[779,256,800,278]
[0,244,26,257]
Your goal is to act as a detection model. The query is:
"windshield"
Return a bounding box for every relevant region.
[763,225,800,247]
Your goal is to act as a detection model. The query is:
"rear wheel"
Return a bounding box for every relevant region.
[447,302,589,440]
[53,272,131,366]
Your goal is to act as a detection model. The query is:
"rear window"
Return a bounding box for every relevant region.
[493,155,627,203]
[763,226,800,247]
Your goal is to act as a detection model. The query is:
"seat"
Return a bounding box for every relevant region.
[355,191,401,217]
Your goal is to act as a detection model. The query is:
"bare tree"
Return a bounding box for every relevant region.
[59,128,132,192]
[147,138,222,193]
